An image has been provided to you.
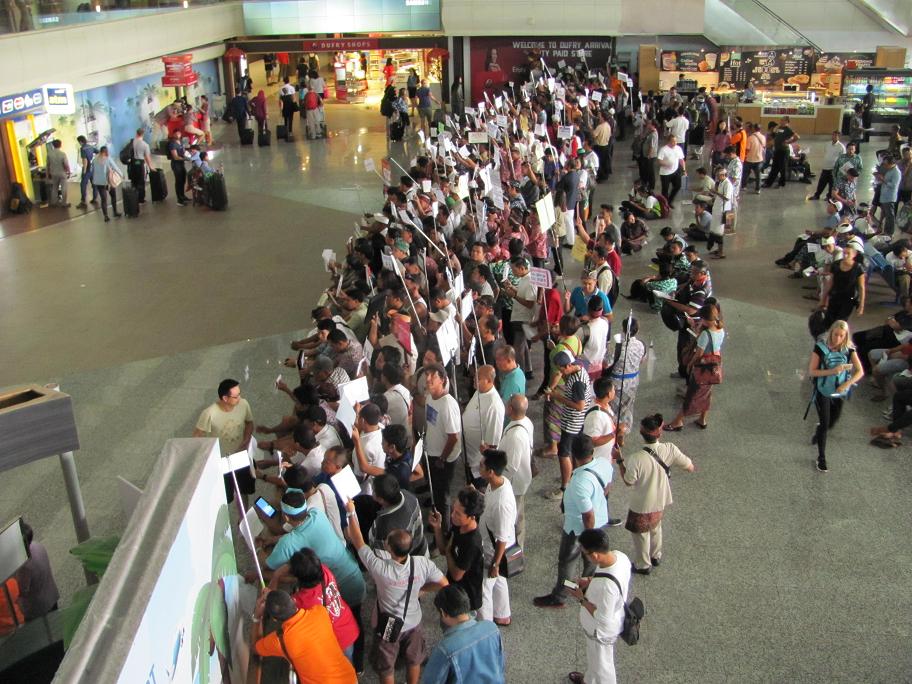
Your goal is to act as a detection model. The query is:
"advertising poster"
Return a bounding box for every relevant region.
[470,37,613,103]
[660,51,718,73]
[811,52,876,94]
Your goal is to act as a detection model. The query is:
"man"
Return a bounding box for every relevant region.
[421,586,505,684]
[129,127,156,203]
[666,106,690,157]
[725,145,743,194]
[45,139,70,208]
[279,76,296,135]
[192,378,254,505]
[477,449,517,625]
[662,261,710,378]
[878,155,901,237]
[657,134,685,207]
[583,378,623,528]
[566,528,631,684]
[501,258,537,377]
[346,501,447,684]
[381,363,412,431]
[742,123,765,195]
[167,129,188,206]
[832,167,860,215]
[327,329,363,378]
[810,131,846,201]
[229,88,250,140]
[304,405,342,450]
[252,589,356,684]
[707,165,734,260]
[641,119,659,191]
[617,414,695,574]
[351,402,385,495]
[593,111,612,182]
[75,135,98,209]
[462,364,504,486]
[565,271,612,320]
[494,345,526,406]
[500,394,533,548]
[428,487,485,614]
[764,118,798,189]
[415,79,440,136]
[366,474,427,556]
[533,435,612,608]
[423,364,463,528]
[544,350,594,498]
[14,520,59,621]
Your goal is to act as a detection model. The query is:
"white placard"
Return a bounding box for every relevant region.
[557,59,567,69]
[529,266,554,289]
[458,145,471,157]
[486,122,500,140]
[382,252,397,271]
[478,101,486,113]
[490,184,505,211]
[436,316,460,367]
[335,376,371,433]
[591,91,603,103]
[240,507,264,556]
[578,95,589,108]
[331,465,362,504]
[364,158,376,173]
[535,194,556,230]
[465,106,477,116]
[496,114,508,128]
[534,123,547,137]
[558,125,574,140]
[468,131,488,144]
[494,96,503,109]
[412,438,424,472]
[460,292,474,320]
[457,173,470,200]
[421,179,432,193]
[322,249,336,272]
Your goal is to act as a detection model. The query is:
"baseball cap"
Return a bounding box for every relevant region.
[553,350,574,367]
[393,239,409,253]
[821,236,835,246]
[828,199,843,212]
[846,238,864,251]
[836,223,853,234]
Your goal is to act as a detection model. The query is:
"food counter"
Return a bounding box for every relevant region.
[734,91,842,135]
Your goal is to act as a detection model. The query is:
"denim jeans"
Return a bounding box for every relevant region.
[550,529,595,601]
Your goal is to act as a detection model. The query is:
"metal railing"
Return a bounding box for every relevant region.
[718,0,821,50]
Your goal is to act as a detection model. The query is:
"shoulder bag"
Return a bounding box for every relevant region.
[642,446,670,479]
[276,624,305,682]
[375,557,414,643]
[690,333,723,385]
[594,571,646,646]
[107,165,124,189]
[487,528,525,578]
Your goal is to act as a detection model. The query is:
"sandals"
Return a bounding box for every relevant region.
[695,421,708,429]
[870,435,902,449]
[664,424,684,432]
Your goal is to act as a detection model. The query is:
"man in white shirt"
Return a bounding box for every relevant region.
[580,297,611,379]
[811,130,846,201]
[462,365,505,485]
[500,395,533,547]
[424,364,463,529]
[666,106,690,156]
[477,449,517,625]
[707,166,733,260]
[617,414,695,574]
[306,406,342,450]
[501,257,538,377]
[583,378,623,528]
[351,403,386,495]
[657,134,685,207]
[566,528,631,684]
[381,363,412,431]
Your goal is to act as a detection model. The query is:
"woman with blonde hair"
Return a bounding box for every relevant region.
[807,319,864,472]
[666,303,725,431]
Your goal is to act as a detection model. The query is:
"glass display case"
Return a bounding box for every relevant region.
[842,69,912,119]
[757,91,816,117]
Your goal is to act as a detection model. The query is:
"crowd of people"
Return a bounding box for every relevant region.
[182,61,749,684]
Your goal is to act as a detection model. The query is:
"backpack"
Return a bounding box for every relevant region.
[813,341,849,397]
[380,97,393,117]
[119,139,135,165]
[304,91,319,110]
[652,193,671,218]
[596,572,646,646]
[808,310,829,339]
[9,182,32,214]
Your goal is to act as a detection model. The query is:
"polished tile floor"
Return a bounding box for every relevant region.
[1,104,910,682]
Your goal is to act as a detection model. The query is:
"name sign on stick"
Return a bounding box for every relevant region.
[591,91,603,103]
[529,266,554,289]
[364,158,376,172]
[535,194,557,230]
[496,114,508,128]
[468,132,488,144]
[557,125,575,140]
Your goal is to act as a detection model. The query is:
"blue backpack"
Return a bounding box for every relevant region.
[814,342,849,397]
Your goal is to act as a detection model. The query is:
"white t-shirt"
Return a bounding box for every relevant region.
[667,116,689,143]
[315,423,342,450]
[583,407,616,464]
[293,444,325,479]
[579,551,631,643]
[425,393,463,462]
[279,83,295,97]
[657,144,684,176]
[354,428,385,495]
[311,76,326,94]
[510,275,538,324]
[480,478,517,558]
[500,418,533,496]
[384,384,412,429]
[581,317,610,368]
[462,388,505,477]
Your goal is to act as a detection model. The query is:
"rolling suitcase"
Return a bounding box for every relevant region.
[122,184,140,218]
[206,173,228,211]
[149,168,168,202]
[258,129,271,147]
[240,128,254,145]
[276,124,287,140]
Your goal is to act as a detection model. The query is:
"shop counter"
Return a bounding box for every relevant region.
[734,103,843,135]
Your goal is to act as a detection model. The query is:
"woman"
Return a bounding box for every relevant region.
[606,317,646,443]
[90,146,122,222]
[806,320,864,471]
[389,88,410,142]
[665,304,725,431]
[199,94,212,145]
[537,315,583,457]
[620,211,649,254]
[289,548,360,662]
[820,241,865,323]
[406,68,419,116]
[382,57,396,87]
[711,120,731,169]
[251,90,268,134]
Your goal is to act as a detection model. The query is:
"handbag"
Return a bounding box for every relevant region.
[596,572,646,646]
[690,333,723,385]
[375,556,414,643]
[107,167,124,189]
[487,529,525,578]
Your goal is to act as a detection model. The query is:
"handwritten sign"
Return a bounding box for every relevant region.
[529,266,554,289]
[557,125,575,140]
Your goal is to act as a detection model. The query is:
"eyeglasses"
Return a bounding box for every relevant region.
[227,393,241,400]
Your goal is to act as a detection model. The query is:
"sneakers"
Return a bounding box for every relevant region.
[607,518,623,527]
[816,460,828,472]
[631,564,652,576]
[544,486,565,501]
[533,594,566,609]
[650,557,661,567]
[76,202,87,209]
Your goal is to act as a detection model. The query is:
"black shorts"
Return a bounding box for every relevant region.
[557,429,580,458]
[408,87,418,99]
[224,468,256,502]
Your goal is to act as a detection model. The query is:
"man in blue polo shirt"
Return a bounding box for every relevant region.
[566,271,612,321]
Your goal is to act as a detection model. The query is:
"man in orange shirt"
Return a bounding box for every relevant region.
[729,118,747,162]
[252,589,356,683]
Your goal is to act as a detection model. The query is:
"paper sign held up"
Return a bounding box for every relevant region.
[486,122,500,140]
[494,96,503,109]
[557,125,575,140]
[535,194,557,231]
[591,91,603,103]
[458,145,471,157]
[496,114,508,128]
[457,174,470,200]
[364,158,376,173]
[557,59,567,69]
[529,266,554,289]
[534,123,548,137]
[421,179,432,192]
[331,465,362,504]
[468,131,488,144]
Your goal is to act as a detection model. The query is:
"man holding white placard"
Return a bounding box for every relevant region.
[424,364,463,531]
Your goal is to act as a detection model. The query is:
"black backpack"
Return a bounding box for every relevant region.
[596,572,646,645]
[119,139,134,165]
[380,97,393,118]
[9,182,32,214]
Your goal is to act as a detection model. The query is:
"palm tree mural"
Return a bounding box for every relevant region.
[78,100,111,146]
[190,502,240,683]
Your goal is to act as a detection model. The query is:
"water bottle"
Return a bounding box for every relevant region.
[646,340,656,382]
